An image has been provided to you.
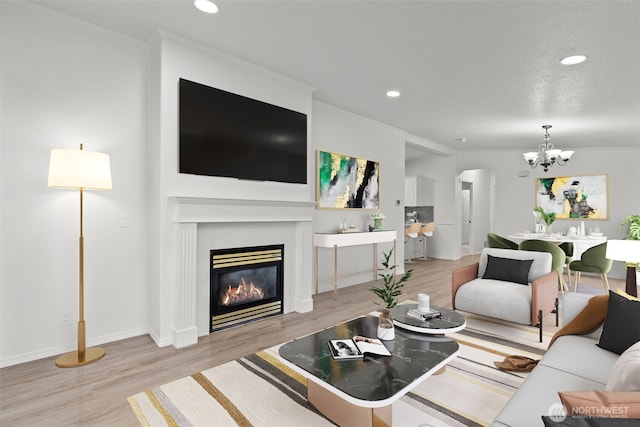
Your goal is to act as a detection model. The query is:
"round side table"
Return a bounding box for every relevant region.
[391,303,466,334]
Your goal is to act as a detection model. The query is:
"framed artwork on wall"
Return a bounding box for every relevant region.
[316,150,380,209]
[535,174,608,220]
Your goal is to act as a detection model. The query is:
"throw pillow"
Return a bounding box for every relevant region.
[598,290,640,355]
[559,390,640,419]
[482,255,533,285]
[606,341,640,391]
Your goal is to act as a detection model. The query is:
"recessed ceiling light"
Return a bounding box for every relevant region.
[560,55,587,65]
[386,90,400,98]
[455,138,467,143]
[194,0,218,14]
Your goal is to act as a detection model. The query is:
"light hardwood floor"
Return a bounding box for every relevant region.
[0,254,620,426]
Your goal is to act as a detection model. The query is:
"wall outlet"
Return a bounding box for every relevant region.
[120,212,130,228]
[60,311,71,327]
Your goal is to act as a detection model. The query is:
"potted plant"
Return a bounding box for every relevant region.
[622,215,640,240]
[369,249,413,340]
[533,206,556,235]
[371,212,385,230]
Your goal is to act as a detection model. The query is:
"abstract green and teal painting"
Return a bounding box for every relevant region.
[317,150,379,209]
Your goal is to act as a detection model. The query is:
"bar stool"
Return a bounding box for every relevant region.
[404,223,422,263]
[419,222,436,260]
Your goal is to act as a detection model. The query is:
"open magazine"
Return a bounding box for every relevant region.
[327,335,392,360]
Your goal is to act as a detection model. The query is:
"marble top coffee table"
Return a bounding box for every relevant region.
[278,315,459,427]
[390,304,466,334]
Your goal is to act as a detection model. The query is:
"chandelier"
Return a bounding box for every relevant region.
[523,125,574,172]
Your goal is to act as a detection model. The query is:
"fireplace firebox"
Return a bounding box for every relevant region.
[210,244,284,332]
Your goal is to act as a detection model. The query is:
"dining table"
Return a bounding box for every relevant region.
[507,232,607,260]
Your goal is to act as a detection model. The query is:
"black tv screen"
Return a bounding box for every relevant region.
[179,78,307,184]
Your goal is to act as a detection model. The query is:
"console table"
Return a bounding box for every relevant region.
[314,230,397,299]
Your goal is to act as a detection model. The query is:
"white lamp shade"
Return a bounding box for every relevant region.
[560,150,575,160]
[606,239,640,262]
[48,148,112,190]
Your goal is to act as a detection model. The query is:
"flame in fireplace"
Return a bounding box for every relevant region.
[221,277,265,306]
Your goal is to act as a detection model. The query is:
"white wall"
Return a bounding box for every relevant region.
[312,102,408,290]
[0,2,148,366]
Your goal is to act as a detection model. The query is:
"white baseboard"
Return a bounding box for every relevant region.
[0,327,148,368]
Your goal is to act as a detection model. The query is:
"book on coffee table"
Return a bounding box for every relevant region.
[407,308,442,321]
[327,335,392,360]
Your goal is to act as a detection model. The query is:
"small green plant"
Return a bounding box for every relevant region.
[370,249,413,309]
[622,215,640,240]
[533,206,556,226]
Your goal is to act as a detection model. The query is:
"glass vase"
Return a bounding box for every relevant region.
[374,218,383,230]
[377,309,395,340]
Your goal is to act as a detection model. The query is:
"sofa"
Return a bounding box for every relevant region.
[492,292,640,426]
[452,248,559,341]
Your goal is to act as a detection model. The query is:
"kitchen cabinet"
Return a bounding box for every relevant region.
[404,176,434,207]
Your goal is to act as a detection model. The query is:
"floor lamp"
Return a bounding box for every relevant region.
[48,144,112,368]
[606,240,640,298]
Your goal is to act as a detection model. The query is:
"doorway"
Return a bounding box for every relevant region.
[459,169,494,256]
[461,182,472,256]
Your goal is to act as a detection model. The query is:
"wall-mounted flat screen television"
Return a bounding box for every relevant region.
[179,78,307,184]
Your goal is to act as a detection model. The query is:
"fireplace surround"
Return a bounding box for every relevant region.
[169,197,315,348]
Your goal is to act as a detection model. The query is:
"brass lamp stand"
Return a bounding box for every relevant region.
[48,144,112,368]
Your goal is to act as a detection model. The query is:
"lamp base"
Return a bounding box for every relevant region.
[626,265,638,298]
[55,347,106,368]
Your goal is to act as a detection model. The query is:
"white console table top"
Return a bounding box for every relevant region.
[313,230,397,248]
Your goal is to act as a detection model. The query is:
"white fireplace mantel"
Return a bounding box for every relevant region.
[169,196,315,348]
[171,196,317,223]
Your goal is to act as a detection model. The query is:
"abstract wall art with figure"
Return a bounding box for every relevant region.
[535,174,608,219]
[317,150,380,209]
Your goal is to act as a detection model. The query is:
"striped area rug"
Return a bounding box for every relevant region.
[128,313,552,426]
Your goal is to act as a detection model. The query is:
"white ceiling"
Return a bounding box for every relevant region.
[32,0,640,155]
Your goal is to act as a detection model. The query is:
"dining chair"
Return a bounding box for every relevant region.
[518,239,567,294]
[487,233,519,250]
[558,241,574,290]
[569,242,612,293]
[404,223,422,263]
[418,222,436,260]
